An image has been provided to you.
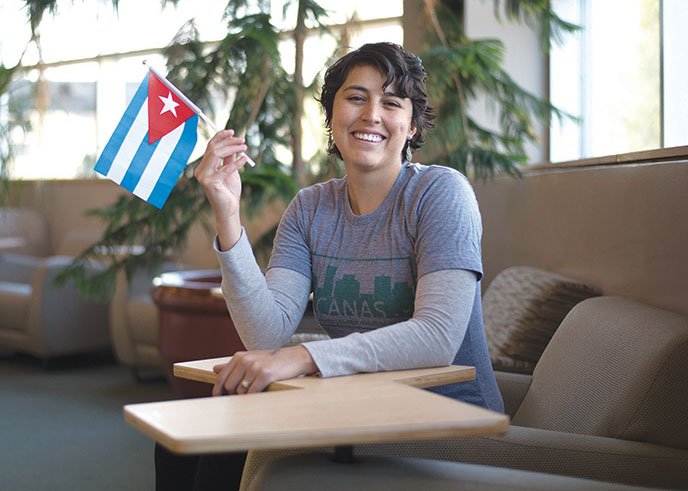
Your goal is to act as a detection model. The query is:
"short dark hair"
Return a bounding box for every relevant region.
[319,42,435,161]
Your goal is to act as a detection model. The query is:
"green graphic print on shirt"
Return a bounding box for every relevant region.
[312,253,416,337]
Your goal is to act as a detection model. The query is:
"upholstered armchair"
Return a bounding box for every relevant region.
[0,252,110,360]
[0,207,111,361]
[109,262,188,379]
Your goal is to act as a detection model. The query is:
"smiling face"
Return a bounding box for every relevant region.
[331,64,416,176]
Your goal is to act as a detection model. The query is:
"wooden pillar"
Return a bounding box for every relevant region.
[403,0,427,53]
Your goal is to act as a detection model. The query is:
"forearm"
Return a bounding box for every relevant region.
[215,232,311,350]
[303,269,476,377]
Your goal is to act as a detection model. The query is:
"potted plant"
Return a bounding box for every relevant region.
[4,0,577,300]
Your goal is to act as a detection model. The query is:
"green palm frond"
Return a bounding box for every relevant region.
[422,0,579,178]
[494,0,581,50]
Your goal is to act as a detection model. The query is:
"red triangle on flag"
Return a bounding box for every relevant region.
[147,72,195,144]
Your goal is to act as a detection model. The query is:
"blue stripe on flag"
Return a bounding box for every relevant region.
[94,72,150,176]
[119,131,160,192]
[147,114,199,208]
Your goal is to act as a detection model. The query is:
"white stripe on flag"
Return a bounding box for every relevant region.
[106,103,149,184]
[132,123,185,201]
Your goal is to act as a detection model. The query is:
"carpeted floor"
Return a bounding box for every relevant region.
[0,353,175,491]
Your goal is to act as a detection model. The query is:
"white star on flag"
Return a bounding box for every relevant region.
[159,91,180,117]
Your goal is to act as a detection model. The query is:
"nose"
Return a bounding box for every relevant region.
[361,101,381,123]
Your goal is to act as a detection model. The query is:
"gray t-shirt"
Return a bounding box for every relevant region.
[267,163,503,411]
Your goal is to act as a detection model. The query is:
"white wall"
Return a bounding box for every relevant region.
[464,0,548,164]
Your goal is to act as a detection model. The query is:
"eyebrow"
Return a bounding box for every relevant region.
[342,84,404,99]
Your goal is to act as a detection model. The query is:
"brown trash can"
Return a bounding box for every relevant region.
[152,269,245,398]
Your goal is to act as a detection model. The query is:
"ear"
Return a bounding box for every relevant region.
[408,125,417,140]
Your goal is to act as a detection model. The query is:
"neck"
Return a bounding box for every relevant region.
[347,164,402,216]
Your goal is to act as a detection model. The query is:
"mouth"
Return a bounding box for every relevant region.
[352,131,385,143]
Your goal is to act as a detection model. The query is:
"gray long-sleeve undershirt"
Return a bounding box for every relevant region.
[215,232,476,378]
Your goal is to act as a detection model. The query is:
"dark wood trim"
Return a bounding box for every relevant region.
[526,145,688,172]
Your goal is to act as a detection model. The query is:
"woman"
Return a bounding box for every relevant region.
[156,41,503,491]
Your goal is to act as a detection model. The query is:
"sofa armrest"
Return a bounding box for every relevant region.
[0,253,42,284]
[494,370,532,417]
[25,256,111,357]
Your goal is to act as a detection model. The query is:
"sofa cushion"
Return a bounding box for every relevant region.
[242,427,688,491]
[483,266,600,370]
[0,281,32,331]
[513,296,688,450]
[248,453,645,491]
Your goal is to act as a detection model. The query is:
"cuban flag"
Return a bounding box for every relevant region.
[94,71,198,209]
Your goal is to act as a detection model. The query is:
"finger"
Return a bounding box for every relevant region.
[197,131,243,168]
[212,357,239,396]
[221,354,255,396]
[196,147,247,183]
[203,142,247,168]
[232,353,264,395]
[208,132,245,153]
[245,374,268,394]
[244,363,278,394]
[212,128,235,139]
[204,144,247,172]
[207,129,239,147]
[236,372,254,394]
[219,154,248,173]
[212,365,231,396]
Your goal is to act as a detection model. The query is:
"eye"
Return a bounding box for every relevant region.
[384,99,402,108]
[347,95,365,102]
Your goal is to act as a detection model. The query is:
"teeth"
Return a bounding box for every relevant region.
[353,132,383,142]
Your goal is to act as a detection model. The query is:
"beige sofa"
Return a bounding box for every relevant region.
[241,295,688,490]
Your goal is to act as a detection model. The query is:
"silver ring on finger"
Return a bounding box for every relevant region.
[240,379,251,390]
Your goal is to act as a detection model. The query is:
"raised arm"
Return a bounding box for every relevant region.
[195,130,318,396]
[193,129,248,251]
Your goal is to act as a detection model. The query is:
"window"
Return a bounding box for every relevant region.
[662,0,688,147]
[549,0,686,162]
[0,0,402,180]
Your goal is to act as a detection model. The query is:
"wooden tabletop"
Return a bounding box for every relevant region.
[124,357,509,455]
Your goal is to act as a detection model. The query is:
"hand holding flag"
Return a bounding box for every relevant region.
[95,65,254,209]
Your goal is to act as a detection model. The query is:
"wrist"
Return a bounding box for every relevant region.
[295,345,318,375]
[216,216,243,252]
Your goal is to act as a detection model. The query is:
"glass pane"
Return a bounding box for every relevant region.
[550,0,583,162]
[10,64,98,179]
[550,0,660,161]
[662,0,688,147]
[2,0,402,180]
